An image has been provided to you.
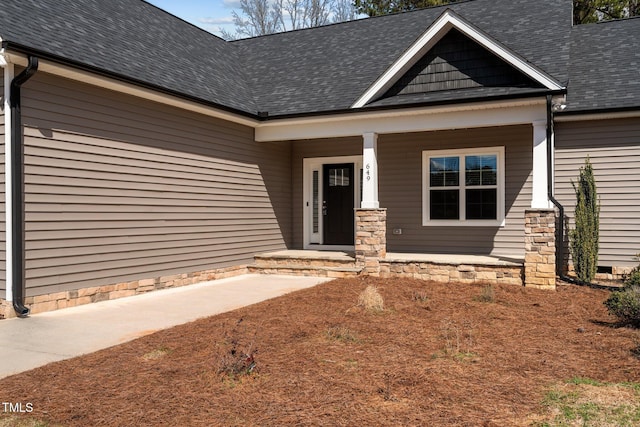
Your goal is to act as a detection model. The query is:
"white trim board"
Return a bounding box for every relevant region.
[421,146,506,227]
[257,99,547,142]
[303,156,363,249]
[554,110,640,122]
[351,9,564,109]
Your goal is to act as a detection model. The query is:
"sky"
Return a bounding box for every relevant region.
[146,0,239,37]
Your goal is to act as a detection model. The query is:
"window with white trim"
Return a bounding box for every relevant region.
[422,147,505,226]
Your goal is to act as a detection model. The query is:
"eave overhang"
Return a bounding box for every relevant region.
[1,40,260,127]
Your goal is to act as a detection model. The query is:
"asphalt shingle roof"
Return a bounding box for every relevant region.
[233,0,573,116]
[0,0,257,115]
[0,0,637,118]
[565,17,640,113]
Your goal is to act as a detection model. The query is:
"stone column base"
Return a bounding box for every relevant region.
[524,209,557,289]
[355,208,387,276]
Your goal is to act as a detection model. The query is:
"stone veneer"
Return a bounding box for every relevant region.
[1,208,562,318]
[354,208,387,276]
[0,265,247,319]
[379,259,523,285]
[524,209,557,289]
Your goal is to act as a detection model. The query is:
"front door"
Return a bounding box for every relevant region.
[323,163,354,245]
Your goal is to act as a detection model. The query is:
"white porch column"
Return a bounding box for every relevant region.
[361,132,379,209]
[531,120,550,209]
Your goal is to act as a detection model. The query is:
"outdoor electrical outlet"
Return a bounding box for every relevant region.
[393,228,402,235]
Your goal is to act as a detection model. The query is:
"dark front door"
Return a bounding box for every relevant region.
[323,163,354,245]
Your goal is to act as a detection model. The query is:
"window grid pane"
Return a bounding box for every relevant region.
[329,168,350,187]
[430,156,459,187]
[465,155,497,187]
[465,188,497,220]
[430,189,460,220]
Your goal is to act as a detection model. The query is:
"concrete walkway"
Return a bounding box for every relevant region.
[0,274,331,379]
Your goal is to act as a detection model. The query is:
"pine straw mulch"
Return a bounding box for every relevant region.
[1,277,639,426]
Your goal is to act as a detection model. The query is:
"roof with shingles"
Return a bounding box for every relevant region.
[0,0,257,115]
[233,0,573,116]
[565,16,640,113]
[0,0,637,118]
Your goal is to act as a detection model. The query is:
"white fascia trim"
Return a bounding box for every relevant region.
[351,9,564,109]
[256,98,547,142]
[3,51,259,128]
[554,110,640,122]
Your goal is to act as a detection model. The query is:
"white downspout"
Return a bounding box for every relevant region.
[1,49,14,303]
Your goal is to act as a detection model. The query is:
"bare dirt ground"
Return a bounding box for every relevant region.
[1,277,638,426]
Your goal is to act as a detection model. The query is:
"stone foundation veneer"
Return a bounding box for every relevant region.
[355,208,387,276]
[0,265,248,319]
[524,209,557,289]
[379,259,523,285]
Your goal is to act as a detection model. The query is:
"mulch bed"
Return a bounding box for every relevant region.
[1,277,638,426]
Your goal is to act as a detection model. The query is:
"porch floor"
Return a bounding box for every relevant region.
[256,249,523,267]
[250,250,524,284]
[385,252,523,266]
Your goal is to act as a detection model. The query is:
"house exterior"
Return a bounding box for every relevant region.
[0,0,638,317]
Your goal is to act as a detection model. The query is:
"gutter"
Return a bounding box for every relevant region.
[3,40,568,124]
[9,55,38,317]
[546,95,567,281]
[546,95,605,288]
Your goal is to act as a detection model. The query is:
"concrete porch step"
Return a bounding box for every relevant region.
[248,264,361,278]
[250,250,361,278]
[253,250,357,268]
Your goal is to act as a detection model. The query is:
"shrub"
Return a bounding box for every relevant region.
[604,285,640,327]
[569,157,600,283]
[216,319,258,378]
[625,269,640,287]
[623,254,640,288]
[357,285,384,312]
[411,290,429,303]
[326,325,358,342]
[474,285,495,303]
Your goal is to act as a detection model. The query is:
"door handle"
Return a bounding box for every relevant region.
[322,200,327,216]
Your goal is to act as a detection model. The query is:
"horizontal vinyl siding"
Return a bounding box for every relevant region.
[292,137,363,248]
[555,118,640,268]
[0,69,5,298]
[380,125,532,258]
[20,72,291,296]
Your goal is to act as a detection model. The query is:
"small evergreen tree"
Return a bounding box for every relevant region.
[570,158,600,283]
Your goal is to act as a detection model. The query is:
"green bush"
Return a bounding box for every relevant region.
[625,268,640,288]
[604,286,640,327]
[569,158,600,283]
[624,254,640,287]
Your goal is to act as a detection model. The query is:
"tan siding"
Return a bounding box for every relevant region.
[20,72,292,296]
[555,118,640,268]
[290,127,532,257]
[0,69,5,298]
[291,137,362,247]
[379,125,532,258]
